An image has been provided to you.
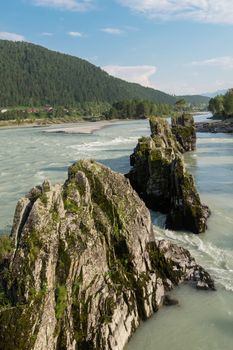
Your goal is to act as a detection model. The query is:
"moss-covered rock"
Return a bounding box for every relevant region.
[0,160,214,350]
[171,113,196,152]
[127,117,210,233]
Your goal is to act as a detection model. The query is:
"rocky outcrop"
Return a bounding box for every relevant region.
[127,117,210,233]
[196,119,233,133]
[171,113,196,152]
[0,160,214,350]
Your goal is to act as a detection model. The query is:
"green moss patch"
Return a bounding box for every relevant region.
[55,284,67,320]
[0,236,13,262]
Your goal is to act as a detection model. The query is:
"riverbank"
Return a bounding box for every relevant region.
[0,112,206,130]
[0,116,144,131]
[0,116,85,129]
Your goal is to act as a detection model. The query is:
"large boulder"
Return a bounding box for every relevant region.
[0,160,214,350]
[127,117,210,233]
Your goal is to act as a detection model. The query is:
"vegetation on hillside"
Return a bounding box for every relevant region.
[0,40,209,109]
[0,40,174,107]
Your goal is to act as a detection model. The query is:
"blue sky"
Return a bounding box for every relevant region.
[0,0,233,95]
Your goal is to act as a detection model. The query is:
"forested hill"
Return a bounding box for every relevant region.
[180,95,210,105]
[0,40,209,107]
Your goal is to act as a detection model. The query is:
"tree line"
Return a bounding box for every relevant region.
[103,100,173,120]
[0,100,175,122]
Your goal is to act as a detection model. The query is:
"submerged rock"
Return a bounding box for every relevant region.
[171,113,196,152]
[163,295,179,306]
[0,160,214,350]
[127,117,210,233]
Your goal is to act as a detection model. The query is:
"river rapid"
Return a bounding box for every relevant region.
[0,114,233,350]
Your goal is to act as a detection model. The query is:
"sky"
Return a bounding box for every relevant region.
[0,0,233,95]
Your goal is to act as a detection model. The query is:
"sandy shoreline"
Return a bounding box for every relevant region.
[43,120,122,134]
[0,119,125,132]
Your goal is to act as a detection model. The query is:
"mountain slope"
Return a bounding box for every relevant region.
[0,40,209,107]
[203,89,228,98]
[180,94,210,105]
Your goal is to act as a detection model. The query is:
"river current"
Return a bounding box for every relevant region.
[0,114,233,350]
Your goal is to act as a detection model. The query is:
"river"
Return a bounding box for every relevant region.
[0,113,233,350]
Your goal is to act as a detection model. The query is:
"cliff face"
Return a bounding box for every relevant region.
[0,160,214,350]
[171,114,196,152]
[127,117,210,233]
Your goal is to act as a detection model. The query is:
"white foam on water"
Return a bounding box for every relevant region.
[153,221,233,292]
[198,138,233,144]
[35,171,46,181]
[67,136,139,151]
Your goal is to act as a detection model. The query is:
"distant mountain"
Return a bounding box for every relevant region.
[0,40,209,107]
[180,94,210,105]
[203,89,229,98]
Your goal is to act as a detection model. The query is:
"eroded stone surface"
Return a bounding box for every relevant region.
[127,117,210,233]
[171,113,196,152]
[0,160,214,350]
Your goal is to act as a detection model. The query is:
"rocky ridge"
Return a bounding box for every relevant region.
[0,160,214,350]
[127,116,210,233]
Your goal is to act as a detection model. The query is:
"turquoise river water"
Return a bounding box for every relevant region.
[0,114,233,350]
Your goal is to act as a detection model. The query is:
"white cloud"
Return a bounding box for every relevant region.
[102,65,157,87]
[117,0,233,24]
[68,31,83,37]
[41,32,53,36]
[192,56,233,69]
[33,0,93,11]
[154,78,233,95]
[102,64,231,95]
[101,27,123,35]
[0,32,25,41]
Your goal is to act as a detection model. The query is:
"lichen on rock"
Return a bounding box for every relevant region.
[127,117,210,233]
[0,160,214,350]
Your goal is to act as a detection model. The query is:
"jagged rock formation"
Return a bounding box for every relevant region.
[171,113,196,152]
[0,160,214,350]
[127,117,210,233]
